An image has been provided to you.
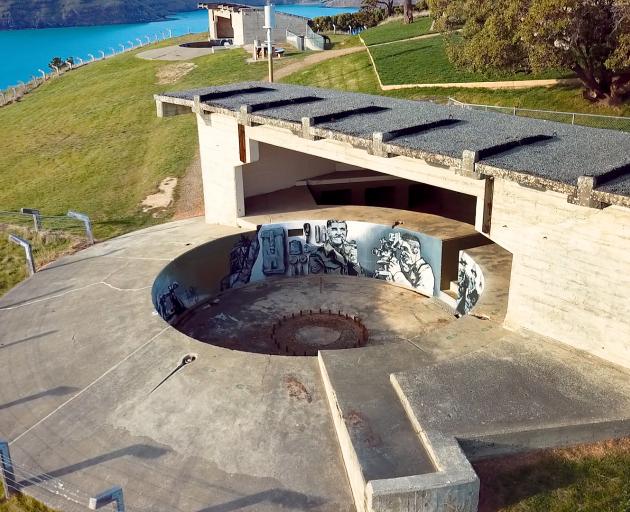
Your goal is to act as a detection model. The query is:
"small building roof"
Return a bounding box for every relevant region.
[157,82,630,207]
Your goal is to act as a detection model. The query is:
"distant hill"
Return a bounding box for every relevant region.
[0,0,198,29]
[0,0,361,29]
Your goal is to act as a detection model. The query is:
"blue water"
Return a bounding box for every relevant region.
[0,5,357,90]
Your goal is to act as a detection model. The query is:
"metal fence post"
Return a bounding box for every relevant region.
[67,210,94,244]
[572,113,576,125]
[8,235,35,276]
[89,486,125,512]
[20,208,41,232]
[0,440,17,499]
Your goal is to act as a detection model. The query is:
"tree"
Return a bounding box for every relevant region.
[403,0,414,23]
[48,56,65,70]
[363,0,396,17]
[429,0,630,104]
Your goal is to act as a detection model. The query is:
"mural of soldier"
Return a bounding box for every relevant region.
[456,254,483,314]
[373,231,434,296]
[220,235,260,290]
[158,282,186,323]
[308,220,364,276]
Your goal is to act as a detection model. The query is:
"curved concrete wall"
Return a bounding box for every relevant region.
[153,220,487,325]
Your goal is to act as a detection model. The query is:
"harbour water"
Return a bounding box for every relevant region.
[0,5,358,90]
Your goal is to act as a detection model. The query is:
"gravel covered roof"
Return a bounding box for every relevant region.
[160,81,630,200]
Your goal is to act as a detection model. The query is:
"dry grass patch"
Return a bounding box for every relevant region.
[156,62,197,85]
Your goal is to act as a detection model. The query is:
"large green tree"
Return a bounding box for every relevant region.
[429,0,630,103]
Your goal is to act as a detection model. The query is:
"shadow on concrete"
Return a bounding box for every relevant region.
[17,444,170,488]
[0,330,57,350]
[0,385,78,411]
[195,489,326,512]
[0,287,74,309]
[39,248,124,271]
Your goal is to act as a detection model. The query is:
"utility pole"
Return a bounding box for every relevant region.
[264,3,275,83]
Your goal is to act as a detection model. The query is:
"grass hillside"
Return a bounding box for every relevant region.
[0,36,271,293]
[368,35,573,86]
[360,17,433,46]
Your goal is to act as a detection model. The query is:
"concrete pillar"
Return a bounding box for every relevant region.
[197,114,259,225]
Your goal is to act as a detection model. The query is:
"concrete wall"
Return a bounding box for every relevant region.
[152,232,251,324]
[243,143,337,197]
[223,220,442,297]
[490,179,630,368]
[241,9,309,46]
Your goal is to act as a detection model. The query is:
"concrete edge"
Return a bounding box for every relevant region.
[379,373,480,512]
[318,353,368,512]
[459,417,630,461]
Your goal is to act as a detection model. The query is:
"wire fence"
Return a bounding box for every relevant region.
[0,210,87,238]
[0,26,200,108]
[447,98,630,132]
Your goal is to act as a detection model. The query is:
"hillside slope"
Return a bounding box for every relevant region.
[0,0,198,29]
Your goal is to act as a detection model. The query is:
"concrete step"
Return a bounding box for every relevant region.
[318,343,436,512]
[438,289,458,309]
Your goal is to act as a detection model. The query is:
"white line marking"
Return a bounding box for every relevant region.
[10,326,170,445]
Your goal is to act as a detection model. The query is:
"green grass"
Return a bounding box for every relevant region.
[360,17,433,46]
[0,38,269,241]
[0,36,274,296]
[369,35,572,86]
[474,438,630,512]
[0,486,57,512]
[326,34,362,49]
[282,50,381,94]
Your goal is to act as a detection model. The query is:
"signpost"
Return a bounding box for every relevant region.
[264,3,276,83]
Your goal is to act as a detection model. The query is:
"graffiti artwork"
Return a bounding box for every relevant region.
[157,282,187,323]
[372,231,434,296]
[260,227,287,275]
[220,220,440,298]
[456,252,483,315]
[221,235,260,290]
[307,220,364,276]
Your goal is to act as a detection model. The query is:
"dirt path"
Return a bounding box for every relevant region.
[173,151,204,219]
[275,46,366,80]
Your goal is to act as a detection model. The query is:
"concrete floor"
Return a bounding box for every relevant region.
[176,276,454,354]
[0,219,355,512]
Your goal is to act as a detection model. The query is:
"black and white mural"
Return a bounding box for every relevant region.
[222,220,439,297]
[456,251,484,315]
[156,281,199,323]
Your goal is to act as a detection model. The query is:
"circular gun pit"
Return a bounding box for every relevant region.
[172,276,455,356]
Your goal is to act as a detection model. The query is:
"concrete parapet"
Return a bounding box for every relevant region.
[155,98,191,118]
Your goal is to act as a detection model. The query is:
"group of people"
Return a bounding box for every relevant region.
[307,220,435,296]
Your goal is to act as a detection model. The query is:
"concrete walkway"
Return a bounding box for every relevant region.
[137,44,225,61]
